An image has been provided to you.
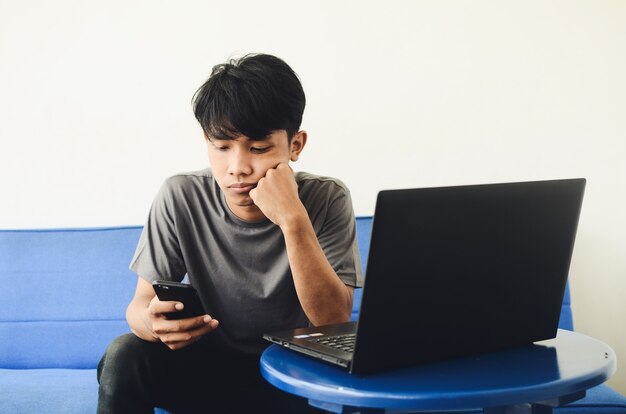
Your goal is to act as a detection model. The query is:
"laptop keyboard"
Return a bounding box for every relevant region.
[308,333,356,353]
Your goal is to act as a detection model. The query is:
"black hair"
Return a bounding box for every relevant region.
[192,53,306,142]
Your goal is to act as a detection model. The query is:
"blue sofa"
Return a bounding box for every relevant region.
[1,218,625,413]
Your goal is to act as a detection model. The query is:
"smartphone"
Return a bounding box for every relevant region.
[152,280,206,320]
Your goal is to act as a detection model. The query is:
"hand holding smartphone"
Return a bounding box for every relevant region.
[152,280,207,320]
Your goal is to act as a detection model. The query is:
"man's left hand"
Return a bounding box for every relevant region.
[249,163,307,228]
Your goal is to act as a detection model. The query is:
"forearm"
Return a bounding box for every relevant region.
[248,164,354,325]
[282,215,353,326]
[126,297,159,342]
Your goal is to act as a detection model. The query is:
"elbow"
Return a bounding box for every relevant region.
[310,316,349,327]
[309,306,352,327]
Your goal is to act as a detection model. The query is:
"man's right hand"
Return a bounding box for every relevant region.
[147,295,219,350]
[126,277,219,350]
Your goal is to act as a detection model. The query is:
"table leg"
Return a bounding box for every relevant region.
[309,389,587,414]
[483,404,552,414]
[308,399,385,414]
[534,390,586,407]
[483,390,586,414]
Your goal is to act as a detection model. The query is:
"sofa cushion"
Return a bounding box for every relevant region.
[1,320,131,369]
[0,368,98,413]
[556,384,626,413]
[0,227,141,368]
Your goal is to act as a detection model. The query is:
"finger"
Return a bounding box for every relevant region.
[149,299,183,316]
[279,162,293,173]
[153,314,214,334]
[181,314,216,331]
[160,331,197,348]
[161,319,219,349]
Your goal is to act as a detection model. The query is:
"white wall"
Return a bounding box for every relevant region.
[1,0,625,393]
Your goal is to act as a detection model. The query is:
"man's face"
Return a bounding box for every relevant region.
[205,129,306,222]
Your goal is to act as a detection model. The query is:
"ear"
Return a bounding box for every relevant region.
[290,131,307,162]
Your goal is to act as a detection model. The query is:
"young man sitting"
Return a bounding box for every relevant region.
[97,53,363,413]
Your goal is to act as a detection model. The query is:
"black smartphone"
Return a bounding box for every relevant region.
[152,280,206,320]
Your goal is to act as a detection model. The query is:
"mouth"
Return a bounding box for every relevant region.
[228,182,257,194]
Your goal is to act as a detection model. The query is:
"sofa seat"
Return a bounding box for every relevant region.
[0,368,98,413]
[559,385,626,412]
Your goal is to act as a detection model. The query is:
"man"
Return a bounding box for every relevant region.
[97,53,363,413]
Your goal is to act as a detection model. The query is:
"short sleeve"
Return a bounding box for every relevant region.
[317,189,364,288]
[129,179,187,283]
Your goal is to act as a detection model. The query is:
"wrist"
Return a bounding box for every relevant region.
[144,315,159,341]
[127,300,159,342]
[279,208,312,235]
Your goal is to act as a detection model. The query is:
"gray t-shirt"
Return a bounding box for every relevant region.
[130,168,363,354]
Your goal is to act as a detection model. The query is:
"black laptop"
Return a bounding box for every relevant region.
[263,178,586,374]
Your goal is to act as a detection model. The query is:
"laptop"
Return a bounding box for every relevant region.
[263,178,586,374]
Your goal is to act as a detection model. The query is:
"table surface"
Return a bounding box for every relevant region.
[260,329,616,411]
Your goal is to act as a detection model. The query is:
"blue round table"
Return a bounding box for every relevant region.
[260,330,616,413]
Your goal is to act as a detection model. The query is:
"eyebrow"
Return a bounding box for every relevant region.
[208,135,273,143]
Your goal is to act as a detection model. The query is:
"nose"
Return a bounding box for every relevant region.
[227,150,253,177]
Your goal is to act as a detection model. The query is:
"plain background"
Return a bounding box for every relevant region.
[1,0,624,394]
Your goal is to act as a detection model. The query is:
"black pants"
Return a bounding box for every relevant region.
[97,333,319,414]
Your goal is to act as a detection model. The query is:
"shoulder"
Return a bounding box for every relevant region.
[295,172,354,218]
[296,172,356,237]
[163,168,214,189]
[158,168,214,196]
[154,168,216,208]
[295,171,351,197]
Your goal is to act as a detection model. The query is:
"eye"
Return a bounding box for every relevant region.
[210,141,230,152]
[250,146,271,154]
